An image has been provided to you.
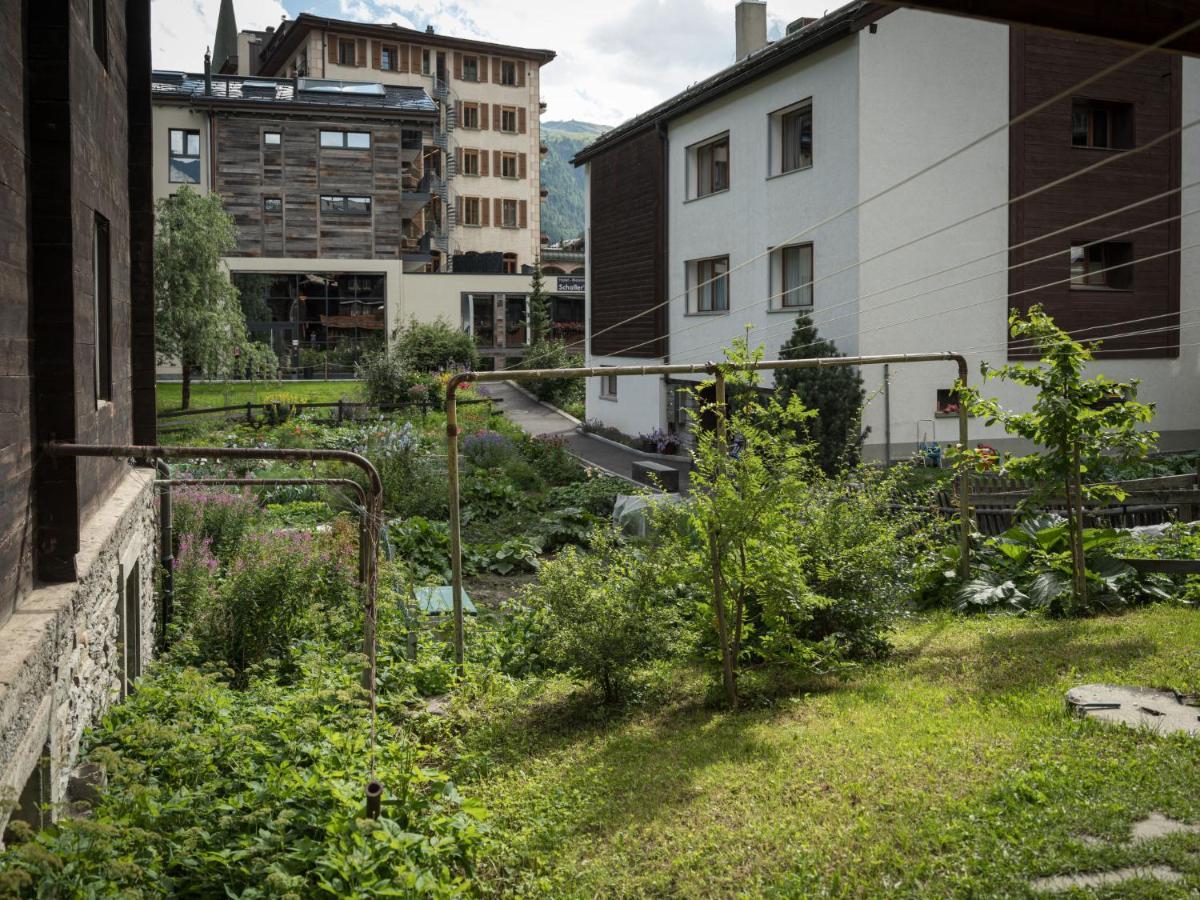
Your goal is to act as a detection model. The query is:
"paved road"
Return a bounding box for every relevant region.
[487,382,690,492]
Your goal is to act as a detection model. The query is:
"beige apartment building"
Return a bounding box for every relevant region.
[228,11,554,275]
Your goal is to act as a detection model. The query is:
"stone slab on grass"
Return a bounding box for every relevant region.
[1030,865,1183,893]
[1066,683,1200,736]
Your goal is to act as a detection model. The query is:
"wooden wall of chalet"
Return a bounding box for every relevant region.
[1008,28,1181,357]
[214,116,412,259]
[588,126,667,358]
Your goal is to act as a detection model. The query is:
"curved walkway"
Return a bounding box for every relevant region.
[487,382,690,493]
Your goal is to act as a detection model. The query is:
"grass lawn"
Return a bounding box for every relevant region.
[156,379,361,413]
[465,607,1200,897]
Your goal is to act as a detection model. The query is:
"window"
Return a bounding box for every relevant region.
[338,38,356,66]
[168,128,201,184]
[689,256,730,313]
[93,213,111,404]
[506,295,528,347]
[600,371,618,399]
[690,134,729,198]
[263,197,282,213]
[1072,99,1134,149]
[91,0,108,67]
[500,152,517,178]
[1070,241,1134,290]
[771,100,813,175]
[320,195,372,215]
[500,107,518,133]
[461,103,480,129]
[936,388,962,417]
[263,131,281,145]
[502,252,518,274]
[770,243,813,309]
[319,130,370,149]
[462,149,480,176]
[501,60,517,85]
[462,196,481,226]
[462,55,479,81]
[380,44,396,71]
[501,199,518,227]
[422,49,432,75]
[469,294,495,347]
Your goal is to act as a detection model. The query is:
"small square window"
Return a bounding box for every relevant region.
[689,256,730,313]
[770,243,813,309]
[600,372,618,399]
[500,107,517,133]
[501,60,517,86]
[462,55,479,82]
[1071,99,1133,149]
[320,130,344,148]
[1070,241,1134,290]
[346,132,371,149]
[936,388,962,417]
[263,131,281,145]
[263,197,282,213]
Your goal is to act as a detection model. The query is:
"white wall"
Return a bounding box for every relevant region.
[152,105,210,202]
[855,9,1012,457]
[400,271,535,325]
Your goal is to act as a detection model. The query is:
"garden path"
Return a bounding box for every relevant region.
[487,382,690,493]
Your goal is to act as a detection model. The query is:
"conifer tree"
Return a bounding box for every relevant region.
[774,314,865,473]
[527,263,551,345]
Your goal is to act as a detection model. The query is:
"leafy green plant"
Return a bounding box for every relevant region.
[962,306,1156,611]
[516,339,583,408]
[546,475,628,516]
[356,348,439,409]
[393,317,478,373]
[524,529,680,702]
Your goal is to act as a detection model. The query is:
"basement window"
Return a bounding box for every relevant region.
[1071,99,1134,149]
[1070,241,1134,290]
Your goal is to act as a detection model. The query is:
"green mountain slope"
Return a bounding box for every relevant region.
[539,120,610,244]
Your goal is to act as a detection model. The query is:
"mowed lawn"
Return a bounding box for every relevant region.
[156,379,360,414]
[467,608,1200,897]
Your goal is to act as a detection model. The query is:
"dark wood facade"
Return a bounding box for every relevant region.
[210,115,428,259]
[588,126,668,358]
[2,0,155,622]
[1009,28,1181,357]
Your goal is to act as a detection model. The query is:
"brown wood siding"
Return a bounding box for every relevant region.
[588,127,666,358]
[1008,28,1181,358]
[213,116,421,260]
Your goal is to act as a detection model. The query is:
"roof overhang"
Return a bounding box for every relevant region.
[875,1,1200,56]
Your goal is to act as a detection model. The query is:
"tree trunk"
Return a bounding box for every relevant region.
[181,361,192,410]
[709,529,738,709]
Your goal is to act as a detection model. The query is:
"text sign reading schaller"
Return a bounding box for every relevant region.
[555,276,585,293]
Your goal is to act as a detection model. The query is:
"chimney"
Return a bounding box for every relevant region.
[203,47,213,95]
[735,1,768,60]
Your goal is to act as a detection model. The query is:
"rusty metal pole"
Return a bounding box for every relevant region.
[445,378,468,672]
[955,356,972,579]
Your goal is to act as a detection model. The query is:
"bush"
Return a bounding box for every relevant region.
[517,433,582,485]
[394,317,478,373]
[523,528,680,702]
[356,347,439,408]
[546,475,628,516]
[517,340,583,409]
[185,525,358,682]
[462,430,520,470]
[171,488,260,562]
[357,421,448,519]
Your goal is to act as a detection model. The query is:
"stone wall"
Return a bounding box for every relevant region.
[0,469,158,842]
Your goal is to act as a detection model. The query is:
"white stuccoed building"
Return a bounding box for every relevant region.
[576,1,1200,459]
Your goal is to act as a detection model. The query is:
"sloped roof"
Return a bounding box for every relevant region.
[151,72,438,117]
[574,1,884,165]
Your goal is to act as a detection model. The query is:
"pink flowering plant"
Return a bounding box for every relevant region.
[172,488,261,562]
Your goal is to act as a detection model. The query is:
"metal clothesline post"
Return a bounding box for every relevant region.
[443,352,973,670]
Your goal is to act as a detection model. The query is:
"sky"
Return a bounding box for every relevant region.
[152,0,832,125]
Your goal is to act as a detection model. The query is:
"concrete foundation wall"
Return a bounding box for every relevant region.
[0,469,158,844]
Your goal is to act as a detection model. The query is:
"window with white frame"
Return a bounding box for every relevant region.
[688,133,729,198]
[320,130,371,149]
[688,255,730,313]
[769,99,813,176]
[770,243,813,309]
[500,152,518,178]
[462,196,481,226]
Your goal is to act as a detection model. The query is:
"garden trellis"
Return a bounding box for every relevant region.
[444,352,974,667]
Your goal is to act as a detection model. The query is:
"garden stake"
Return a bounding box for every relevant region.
[365,779,384,820]
[444,352,974,669]
[44,443,385,799]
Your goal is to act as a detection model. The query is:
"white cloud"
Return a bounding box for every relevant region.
[153,0,831,122]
